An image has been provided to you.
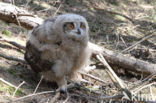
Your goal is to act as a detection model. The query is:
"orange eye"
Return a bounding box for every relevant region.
[68,23,74,30]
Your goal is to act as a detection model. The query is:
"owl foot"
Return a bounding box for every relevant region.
[60,85,67,93]
[56,85,67,94]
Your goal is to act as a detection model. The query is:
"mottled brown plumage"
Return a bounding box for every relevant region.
[25,41,54,73]
[24,14,91,92]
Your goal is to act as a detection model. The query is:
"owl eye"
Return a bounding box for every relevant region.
[80,22,85,29]
[67,23,74,30]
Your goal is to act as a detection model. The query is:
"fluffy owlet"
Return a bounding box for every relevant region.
[25,14,91,92]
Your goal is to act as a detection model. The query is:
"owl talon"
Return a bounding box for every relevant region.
[60,88,67,93]
[58,85,67,94]
[60,89,67,94]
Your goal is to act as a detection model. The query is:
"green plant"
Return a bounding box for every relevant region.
[2,30,12,37]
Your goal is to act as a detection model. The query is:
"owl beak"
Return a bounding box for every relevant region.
[76,28,81,35]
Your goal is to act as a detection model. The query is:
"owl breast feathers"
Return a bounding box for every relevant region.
[25,14,91,91]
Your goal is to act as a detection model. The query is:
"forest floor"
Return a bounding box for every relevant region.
[0,0,156,103]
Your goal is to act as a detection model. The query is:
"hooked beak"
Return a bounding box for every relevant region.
[76,28,81,35]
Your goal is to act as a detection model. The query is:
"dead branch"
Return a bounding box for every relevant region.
[49,92,61,103]
[13,82,125,102]
[0,2,156,75]
[0,2,43,30]
[13,83,74,102]
[0,78,17,88]
[89,42,156,75]
[97,54,126,88]
[13,90,56,102]
[96,54,132,100]
[0,53,26,64]
[12,81,25,97]
[0,39,25,50]
[121,32,156,53]
[133,82,156,94]
[79,71,107,84]
[33,75,43,94]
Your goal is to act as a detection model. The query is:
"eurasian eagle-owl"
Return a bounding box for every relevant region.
[25,14,91,92]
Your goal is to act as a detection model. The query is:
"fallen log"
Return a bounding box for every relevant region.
[0,2,43,29]
[89,43,156,75]
[0,2,155,75]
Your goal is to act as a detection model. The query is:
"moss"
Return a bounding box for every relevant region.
[8,86,15,94]
[14,88,23,96]
[0,83,24,96]
[2,30,12,37]
[0,83,14,95]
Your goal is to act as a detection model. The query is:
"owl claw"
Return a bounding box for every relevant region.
[59,85,67,94]
[60,89,67,94]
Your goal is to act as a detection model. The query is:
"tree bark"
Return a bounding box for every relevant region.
[89,43,156,75]
[0,2,43,30]
[0,2,155,75]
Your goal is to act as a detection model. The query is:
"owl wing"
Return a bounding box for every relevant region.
[30,16,58,44]
[24,41,55,73]
[25,16,60,73]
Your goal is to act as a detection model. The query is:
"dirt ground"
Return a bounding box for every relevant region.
[0,0,156,103]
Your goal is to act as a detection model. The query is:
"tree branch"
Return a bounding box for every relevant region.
[0,2,43,30]
[0,53,26,64]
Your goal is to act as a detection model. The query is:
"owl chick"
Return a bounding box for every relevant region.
[25,14,91,92]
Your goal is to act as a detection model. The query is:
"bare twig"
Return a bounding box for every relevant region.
[12,81,25,97]
[130,73,156,90]
[133,82,156,94]
[33,75,43,94]
[52,0,63,17]
[49,92,60,103]
[96,54,126,89]
[96,54,132,100]
[0,78,17,88]
[63,95,70,103]
[79,71,107,84]
[13,90,56,102]
[0,39,25,50]
[150,86,155,101]
[14,12,21,27]
[120,36,128,47]
[121,32,156,53]
[13,83,74,102]
[25,0,32,10]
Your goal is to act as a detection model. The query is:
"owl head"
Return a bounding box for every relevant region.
[54,14,89,43]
